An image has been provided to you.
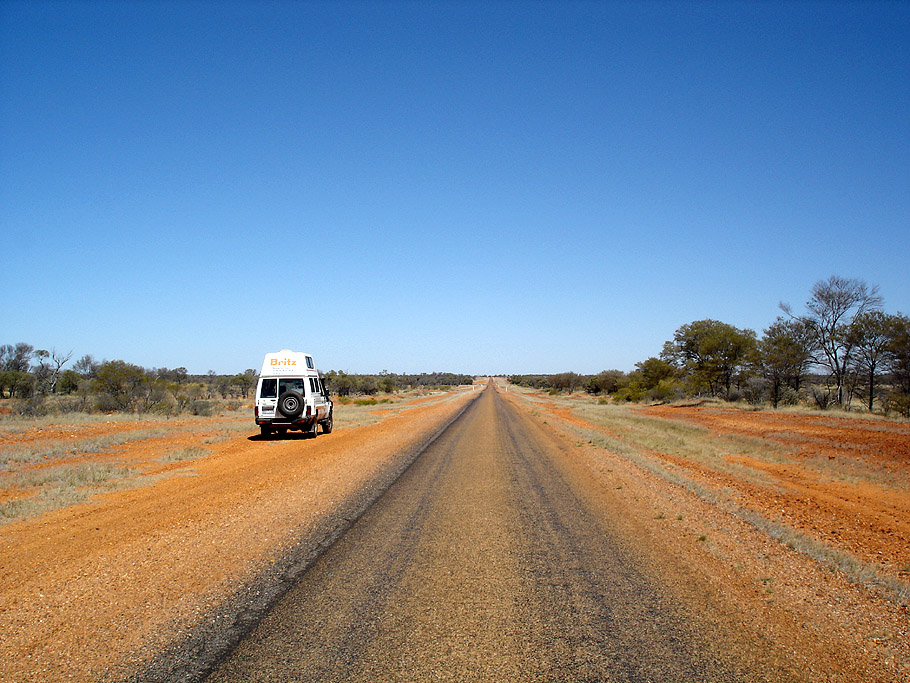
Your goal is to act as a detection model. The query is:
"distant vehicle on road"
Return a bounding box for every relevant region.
[254,350,333,438]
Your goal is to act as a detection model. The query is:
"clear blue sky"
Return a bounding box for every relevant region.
[2,1,908,375]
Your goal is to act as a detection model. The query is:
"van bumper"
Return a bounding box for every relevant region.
[255,416,316,428]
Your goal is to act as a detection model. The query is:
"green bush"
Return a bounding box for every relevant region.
[647,378,685,403]
[613,387,643,402]
[778,386,800,406]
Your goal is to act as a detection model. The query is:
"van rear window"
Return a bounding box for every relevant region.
[279,378,305,395]
[260,378,277,398]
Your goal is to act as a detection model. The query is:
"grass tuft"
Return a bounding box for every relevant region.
[1,463,137,523]
[161,446,208,462]
[0,429,168,463]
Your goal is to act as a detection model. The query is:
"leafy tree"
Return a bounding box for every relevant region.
[634,357,676,390]
[75,378,93,411]
[358,375,378,395]
[550,372,582,392]
[93,360,148,411]
[215,375,233,398]
[58,369,82,394]
[73,354,99,378]
[884,313,910,416]
[0,343,34,372]
[584,370,627,395]
[234,369,258,398]
[156,366,188,383]
[0,370,35,398]
[661,319,757,399]
[325,370,357,397]
[136,378,169,413]
[847,311,896,412]
[756,318,814,408]
[782,276,882,407]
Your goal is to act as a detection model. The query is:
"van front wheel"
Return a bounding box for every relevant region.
[321,414,333,434]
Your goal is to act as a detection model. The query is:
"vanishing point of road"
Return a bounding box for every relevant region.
[206,384,801,682]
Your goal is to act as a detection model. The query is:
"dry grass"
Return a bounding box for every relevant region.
[571,403,786,489]
[0,428,170,463]
[0,400,252,433]
[0,411,170,433]
[161,446,209,462]
[0,462,151,524]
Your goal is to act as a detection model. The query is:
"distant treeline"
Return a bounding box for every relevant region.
[0,346,474,416]
[510,276,910,417]
[323,370,474,396]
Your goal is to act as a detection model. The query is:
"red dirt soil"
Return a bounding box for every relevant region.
[640,405,910,577]
[528,395,910,578]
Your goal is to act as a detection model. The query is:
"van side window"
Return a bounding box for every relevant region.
[306,356,315,369]
[260,378,277,398]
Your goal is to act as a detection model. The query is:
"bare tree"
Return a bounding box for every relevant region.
[33,348,73,394]
[782,276,883,407]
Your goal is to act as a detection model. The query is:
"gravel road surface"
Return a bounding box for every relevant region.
[206,385,802,682]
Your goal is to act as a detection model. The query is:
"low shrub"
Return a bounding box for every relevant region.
[743,378,768,406]
[884,392,910,418]
[189,399,214,416]
[811,386,835,410]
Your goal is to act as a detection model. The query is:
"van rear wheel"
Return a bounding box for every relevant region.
[260,426,272,437]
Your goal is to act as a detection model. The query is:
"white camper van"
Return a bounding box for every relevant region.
[254,350,333,438]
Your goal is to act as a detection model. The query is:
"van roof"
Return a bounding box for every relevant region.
[260,350,318,376]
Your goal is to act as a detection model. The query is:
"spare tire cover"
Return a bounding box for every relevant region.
[277,390,304,418]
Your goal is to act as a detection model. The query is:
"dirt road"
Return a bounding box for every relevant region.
[206,385,804,682]
[3,383,907,682]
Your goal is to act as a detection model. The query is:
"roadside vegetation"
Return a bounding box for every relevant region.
[0,342,473,419]
[510,276,910,416]
[0,352,256,418]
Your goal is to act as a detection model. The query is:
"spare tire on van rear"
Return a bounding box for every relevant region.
[277,390,304,418]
